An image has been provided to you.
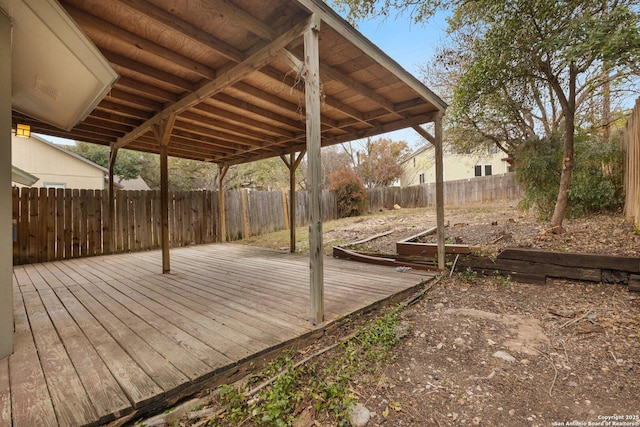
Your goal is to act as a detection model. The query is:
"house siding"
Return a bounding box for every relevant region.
[12,135,106,189]
[401,145,509,186]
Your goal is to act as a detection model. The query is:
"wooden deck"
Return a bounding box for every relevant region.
[1,243,435,426]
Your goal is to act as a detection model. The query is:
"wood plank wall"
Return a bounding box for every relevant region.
[12,189,338,265]
[367,173,521,212]
[12,173,515,265]
[624,98,640,226]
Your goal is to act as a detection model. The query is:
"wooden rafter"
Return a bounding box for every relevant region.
[21,0,448,166]
[114,15,316,150]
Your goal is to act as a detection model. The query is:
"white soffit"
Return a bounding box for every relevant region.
[0,0,118,131]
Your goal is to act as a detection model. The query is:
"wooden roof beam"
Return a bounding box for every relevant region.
[212,93,305,132]
[114,15,317,150]
[88,110,143,128]
[323,114,440,146]
[194,102,298,138]
[173,118,276,146]
[412,124,436,144]
[282,48,406,119]
[95,100,152,120]
[115,77,181,103]
[103,50,195,92]
[166,132,244,154]
[81,116,133,134]
[259,65,370,126]
[65,5,217,80]
[201,0,278,41]
[178,112,280,143]
[107,89,164,112]
[296,0,447,111]
[13,117,112,145]
[118,0,245,62]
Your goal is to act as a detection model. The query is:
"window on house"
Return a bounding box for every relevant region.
[485,165,493,176]
[488,145,499,155]
[413,158,416,167]
[419,173,425,184]
[43,182,66,189]
[474,165,482,177]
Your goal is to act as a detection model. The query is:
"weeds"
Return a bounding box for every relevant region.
[208,310,405,426]
[462,267,478,284]
[494,271,513,288]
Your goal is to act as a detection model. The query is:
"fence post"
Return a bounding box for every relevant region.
[241,188,250,239]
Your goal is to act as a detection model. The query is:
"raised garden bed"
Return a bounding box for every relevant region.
[333,228,640,291]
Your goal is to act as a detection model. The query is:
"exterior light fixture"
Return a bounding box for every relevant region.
[15,123,30,138]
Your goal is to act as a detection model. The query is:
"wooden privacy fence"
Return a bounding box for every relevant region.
[624,97,640,226]
[12,187,337,265]
[13,174,512,265]
[224,189,337,241]
[368,173,521,212]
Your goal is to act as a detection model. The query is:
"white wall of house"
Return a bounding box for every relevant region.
[12,135,107,189]
[401,144,510,186]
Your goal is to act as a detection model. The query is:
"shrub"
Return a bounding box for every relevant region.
[327,169,367,218]
[515,131,624,220]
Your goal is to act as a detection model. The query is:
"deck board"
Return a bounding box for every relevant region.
[21,289,98,427]
[37,288,131,421]
[0,357,10,426]
[3,243,435,426]
[10,291,57,427]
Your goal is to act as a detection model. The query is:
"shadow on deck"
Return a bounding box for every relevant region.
[1,243,435,426]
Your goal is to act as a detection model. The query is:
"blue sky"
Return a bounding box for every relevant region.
[341,10,450,149]
[353,12,448,77]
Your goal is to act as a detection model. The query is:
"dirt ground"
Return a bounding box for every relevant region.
[323,202,640,426]
[145,202,640,427]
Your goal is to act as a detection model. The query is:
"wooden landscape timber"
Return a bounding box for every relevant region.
[332,246,437,271]
[457,248,640,288]
[334,230,640,291]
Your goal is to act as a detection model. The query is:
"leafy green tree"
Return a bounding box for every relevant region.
[66,141,143,180]
[334,0,640,231]
[225,157,291,190]
[516,129,624,219]
[136,154,218,191]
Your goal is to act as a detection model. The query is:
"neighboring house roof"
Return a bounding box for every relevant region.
[14,135,148,190]
[116,175,151,191]
[32,135,110,173]
[11,166,38,187]
[401,143,434,164]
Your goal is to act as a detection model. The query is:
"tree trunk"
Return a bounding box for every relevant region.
[548,62,577,233]
[602,66,611,143]
[549,125,574,232]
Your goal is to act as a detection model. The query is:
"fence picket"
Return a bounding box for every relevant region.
[11,173,519,265]
[624,98,640,225]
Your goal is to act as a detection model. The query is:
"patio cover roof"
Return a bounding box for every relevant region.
[11,0,446,165]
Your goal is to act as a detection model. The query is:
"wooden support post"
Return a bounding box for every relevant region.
[107,146,118,254]
[304,16,324,325]
[280,149,306,253]
[434,116,446,270]
[281,189,289,231]
[152,114,176,274]
[160,144,170,273]
[240,188,250,239]
[413,122,446,269]
[0,12,12,358]
[218,165,229,242]
[288,152,296,252]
